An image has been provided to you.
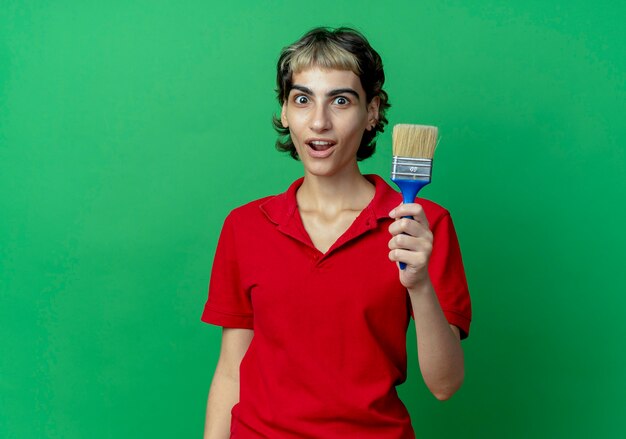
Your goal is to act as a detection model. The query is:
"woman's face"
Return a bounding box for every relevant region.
[281,67,379,178]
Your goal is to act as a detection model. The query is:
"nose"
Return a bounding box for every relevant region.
[310,104,332,132]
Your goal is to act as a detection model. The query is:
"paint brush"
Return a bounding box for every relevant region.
[391,124,439,270]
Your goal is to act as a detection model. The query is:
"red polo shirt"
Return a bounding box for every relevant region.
[202,174,471,439]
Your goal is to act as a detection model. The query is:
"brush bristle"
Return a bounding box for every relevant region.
[392,124,439,159]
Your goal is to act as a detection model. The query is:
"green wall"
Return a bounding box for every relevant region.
[2,1,625,437]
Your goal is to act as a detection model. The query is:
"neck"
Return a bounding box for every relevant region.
[297,164,375,213]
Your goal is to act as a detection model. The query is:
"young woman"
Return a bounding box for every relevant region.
[202,27,471,439]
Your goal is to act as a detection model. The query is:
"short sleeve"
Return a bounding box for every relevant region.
[428,212,472,339]
[201,214,254,329]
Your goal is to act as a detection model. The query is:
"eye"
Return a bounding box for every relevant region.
[333,96,349,105]
[294,95,309,104]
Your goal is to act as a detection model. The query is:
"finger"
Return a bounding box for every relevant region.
[388,234,433,253]
[388,217,421,237]
[389,203,429,226]
[388,248,430,268]
[388,217,432,239]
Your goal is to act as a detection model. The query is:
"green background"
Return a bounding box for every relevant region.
[2,0,625,437]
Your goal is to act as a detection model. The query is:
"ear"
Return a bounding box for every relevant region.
[281,102,289,128]
[366,96,380,131]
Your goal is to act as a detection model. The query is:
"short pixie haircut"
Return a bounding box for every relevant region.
[273,27,391,161]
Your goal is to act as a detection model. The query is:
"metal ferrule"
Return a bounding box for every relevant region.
[391,156,433,180]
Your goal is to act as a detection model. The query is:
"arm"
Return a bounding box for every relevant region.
[388,203,464,400]
[204,328,254,439]
[407,281,464,400]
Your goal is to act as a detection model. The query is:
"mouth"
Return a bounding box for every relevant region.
[306,139,336,151]
[305,139,337,156]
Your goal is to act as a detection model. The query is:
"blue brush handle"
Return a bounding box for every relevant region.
[390,178,430,270]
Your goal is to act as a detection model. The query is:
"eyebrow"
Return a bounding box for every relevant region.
[291,84,361,101]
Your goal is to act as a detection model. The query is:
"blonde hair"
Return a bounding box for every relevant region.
[280,37,361,77]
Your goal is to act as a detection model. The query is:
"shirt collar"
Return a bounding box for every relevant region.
[260,174,401,226]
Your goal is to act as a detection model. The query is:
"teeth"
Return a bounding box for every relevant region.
[310,140,333,146]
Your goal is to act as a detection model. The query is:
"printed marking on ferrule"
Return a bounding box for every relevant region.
[391,156,433,180]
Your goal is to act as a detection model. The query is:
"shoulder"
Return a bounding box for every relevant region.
[224,177,301,228]
[229,195,275,216]
[415,196,451,227]
[224,195,277,226]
